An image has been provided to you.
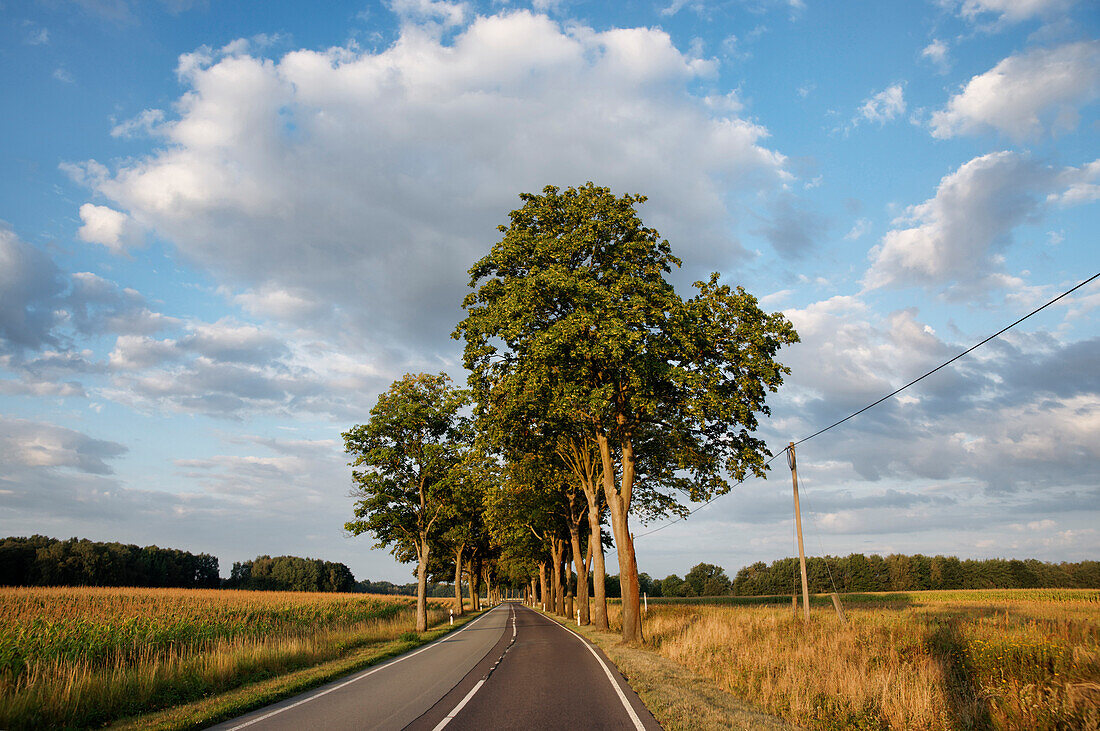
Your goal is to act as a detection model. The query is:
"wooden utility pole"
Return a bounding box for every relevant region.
[788,442,811,622]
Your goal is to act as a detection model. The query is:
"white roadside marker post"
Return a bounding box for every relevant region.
[450,609,454,625]
[644,592,648,614]
[576,609,580,626]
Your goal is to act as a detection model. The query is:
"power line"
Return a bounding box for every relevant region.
[635,270,1099,540]
[792,270,1099,447]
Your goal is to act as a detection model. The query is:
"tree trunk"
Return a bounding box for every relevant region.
[471,563,481,611]
[585,488,609,629]
[598,432,642,643]
[485,568,492,606]
[416,533,430,632]
[565,559,574,621]
[466,567,476,611]
[538,562,549,611]
[453,545,464,615]
[551,539,565,616]
[569,522,590,625]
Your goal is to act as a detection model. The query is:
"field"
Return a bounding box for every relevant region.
[0,587,449,730]
[610,589,1100,730]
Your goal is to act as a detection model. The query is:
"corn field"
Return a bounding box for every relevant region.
[0,586,446,729]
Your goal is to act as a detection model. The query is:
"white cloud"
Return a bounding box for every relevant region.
[774,293,1100,492]
[77,204,143,254]
[947,0,1076,24]
[863,151,1096,293]
[930,41,1100,141]
[111,109,166,138]
[921,39,950,73]
[53,67,74,84]
[1052,158,1100,206]
[389,0,468,27]
[71,11,787,360]
[0,416,126,475]
[845,217,871,241]
[855,84,906,125]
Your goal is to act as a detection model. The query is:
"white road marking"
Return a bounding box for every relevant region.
[430,679,485,731]
[223,606,502,731]
[432,603,517,730]
[548,613,646,731]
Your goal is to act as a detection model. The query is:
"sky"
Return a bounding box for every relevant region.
[1,0,1098,583]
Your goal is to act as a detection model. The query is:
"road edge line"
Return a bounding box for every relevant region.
[538,608,646,731]
[224,605,503,731]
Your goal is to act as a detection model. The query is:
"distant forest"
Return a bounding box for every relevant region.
[0,535,220,588]
[3,537,1097,597]
[729,554,1100,596]
[0,535,463,595]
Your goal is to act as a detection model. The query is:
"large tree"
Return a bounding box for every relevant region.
[456,183,798,642]
[343,373,468,632]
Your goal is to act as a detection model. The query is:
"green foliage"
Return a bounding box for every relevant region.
[456,182,800,514]
[730,553,1100,596]
[660,574,685,598]
[343,373,469,555]
[684,562,732,596]
[225,556,355,593]
[0,535,219,589]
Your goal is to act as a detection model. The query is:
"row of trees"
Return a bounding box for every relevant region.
[344,184,799,640]
[732,554,1100,595]
[0,535,220,588]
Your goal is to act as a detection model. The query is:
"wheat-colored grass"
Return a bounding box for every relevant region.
[611,589,1100,730]
[0,587,448,730]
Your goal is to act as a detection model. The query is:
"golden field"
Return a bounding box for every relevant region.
[611,589,1100,730]
[0,586,447,729]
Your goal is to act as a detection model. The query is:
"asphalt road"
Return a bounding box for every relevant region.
[211,602,660,730]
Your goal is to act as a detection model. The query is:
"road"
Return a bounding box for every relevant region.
[212,602,660,730]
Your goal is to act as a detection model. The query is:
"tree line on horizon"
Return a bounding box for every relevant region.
[3,535,1096,599]
[0,535,220,589]
[730,553,1100,595]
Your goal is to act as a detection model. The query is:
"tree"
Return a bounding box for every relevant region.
[685,562,732,596]
[660,574,684,598]
[344,373,468,632]
[456,183,798,642]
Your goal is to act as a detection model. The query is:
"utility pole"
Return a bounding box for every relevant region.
[788,442,811,622]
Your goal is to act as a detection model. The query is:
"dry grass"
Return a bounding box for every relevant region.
[609,589,1100,730]
[0,587,448,730]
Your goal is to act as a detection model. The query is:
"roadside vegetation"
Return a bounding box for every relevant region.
[598,589,1100,730]
[0,586,449,730]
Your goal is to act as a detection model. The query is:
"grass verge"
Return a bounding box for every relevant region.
[109,611,484,731]
[539,608,794,730]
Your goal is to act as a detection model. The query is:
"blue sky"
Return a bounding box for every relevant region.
[1,0,1098,582]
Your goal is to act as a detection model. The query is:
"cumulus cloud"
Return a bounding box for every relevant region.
[863,151,1097,293]
[772,295,1100,493]
[77,204,144,254]
[68,11,787,362]
[921,39,951,73]
[855,84,906,126]
[930,41,1100,141]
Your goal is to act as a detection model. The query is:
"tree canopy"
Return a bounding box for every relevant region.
[453,183,798,641]
[343,372,469,630]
